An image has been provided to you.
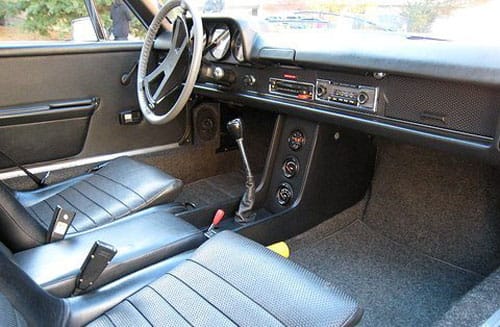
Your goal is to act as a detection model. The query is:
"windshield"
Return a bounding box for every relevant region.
[153,0,500,44]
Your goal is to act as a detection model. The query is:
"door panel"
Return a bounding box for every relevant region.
[0,43,187,169]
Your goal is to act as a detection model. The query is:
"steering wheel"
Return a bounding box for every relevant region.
[137,0,203,125]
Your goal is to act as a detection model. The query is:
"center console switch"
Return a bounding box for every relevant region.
[13,206,206,297]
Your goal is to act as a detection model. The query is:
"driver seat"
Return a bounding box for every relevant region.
[0,156,183,252]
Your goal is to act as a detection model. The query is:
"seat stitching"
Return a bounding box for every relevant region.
[167,272,239,326]
[55,194,98,226]
[69,186,114,219]
[124,299,153,327]
[102,313,117,327]
[81,180,132,213]
[147,285,194,327]
[95,173,147,203]
[122,183,178,217]
[186,259,286,326]
[26,206,49,228]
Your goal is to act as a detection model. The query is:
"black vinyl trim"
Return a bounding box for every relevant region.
[194,84,500,164]
[0,98,98,126]
[0,42,142,58]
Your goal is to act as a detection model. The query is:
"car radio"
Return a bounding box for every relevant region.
[269,78,314,100]
[315,79,378,112]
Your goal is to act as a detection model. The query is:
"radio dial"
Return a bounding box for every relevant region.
[317,85,327,97]
[358,92,369,104]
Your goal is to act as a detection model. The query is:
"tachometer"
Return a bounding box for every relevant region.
[232,30,245,62]
[210,25,231,60]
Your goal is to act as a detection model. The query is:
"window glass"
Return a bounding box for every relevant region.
[95,0,146,41]
[0,0,146,42]
[149,0,500,44]
[0,0,96,42]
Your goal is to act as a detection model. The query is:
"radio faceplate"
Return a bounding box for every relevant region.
[315,79,378,112]
[269,78,315,100]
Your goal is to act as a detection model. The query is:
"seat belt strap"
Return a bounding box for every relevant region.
[0,150,48,187]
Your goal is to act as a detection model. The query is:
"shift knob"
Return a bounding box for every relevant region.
[227,118,243,140]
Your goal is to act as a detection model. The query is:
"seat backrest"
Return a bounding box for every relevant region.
[0,182,46,251]
[0,246,68,327]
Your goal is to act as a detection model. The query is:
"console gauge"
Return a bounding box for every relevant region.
[210,25,231,60]
[288,130,305,151]
[232,30,245,62]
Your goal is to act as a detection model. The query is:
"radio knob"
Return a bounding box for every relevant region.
[317,85,327,97]
[358,91,369,104]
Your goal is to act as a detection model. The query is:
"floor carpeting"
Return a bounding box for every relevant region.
[289,139,500,326]
[364,140,500,276]
[434,267,500,327]
[290,220,482,327]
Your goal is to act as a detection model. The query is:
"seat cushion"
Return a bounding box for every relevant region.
[14,206,206,297]
[86,231,362,327]
[1,156,183,251]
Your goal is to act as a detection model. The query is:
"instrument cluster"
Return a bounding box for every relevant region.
[204,23,245,63]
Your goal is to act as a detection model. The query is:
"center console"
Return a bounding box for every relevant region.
[13,206,205,297]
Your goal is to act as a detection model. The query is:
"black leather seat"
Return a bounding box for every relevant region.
[0,156,183,251]
[0,231,362,327]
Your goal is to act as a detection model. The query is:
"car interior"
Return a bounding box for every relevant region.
[0,0,499,326]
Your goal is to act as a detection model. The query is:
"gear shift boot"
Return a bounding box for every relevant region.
[227,118,256,223]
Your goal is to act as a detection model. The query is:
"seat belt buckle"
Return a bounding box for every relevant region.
[72,241,117,296]
[47,206,76,243]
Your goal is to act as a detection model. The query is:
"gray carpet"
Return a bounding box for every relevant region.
[364,140,500,276]
[434,267,500,327]
[289,139,500,326]
[290,220,482,327]
[176,171,246,207]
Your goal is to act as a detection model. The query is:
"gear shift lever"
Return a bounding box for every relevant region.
[227,118,256,223]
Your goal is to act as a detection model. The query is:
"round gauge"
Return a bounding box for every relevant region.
[232,30,245,62]
[288,130,305,151]
[210,25,231,60]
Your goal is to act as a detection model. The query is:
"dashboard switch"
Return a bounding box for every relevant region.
[213,66,225,80]
[243,75,256,86]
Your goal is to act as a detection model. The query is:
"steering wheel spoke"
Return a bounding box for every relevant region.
[137,0,203,124]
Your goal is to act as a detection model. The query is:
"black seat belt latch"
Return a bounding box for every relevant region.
[72,241,117,296]
[47,205,76,243]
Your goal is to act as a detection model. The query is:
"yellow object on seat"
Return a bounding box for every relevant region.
[267,241,290,258]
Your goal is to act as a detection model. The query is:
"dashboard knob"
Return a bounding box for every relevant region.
[358,91,369,104]
[317,85,327,97]
[243,75,256,86]
[213,66,225,80]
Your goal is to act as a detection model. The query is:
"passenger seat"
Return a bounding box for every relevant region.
[0,156,183,251]
[0,231,363,327]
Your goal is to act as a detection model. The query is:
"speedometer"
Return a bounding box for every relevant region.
[210,25,231,60]
[232,30,245,62]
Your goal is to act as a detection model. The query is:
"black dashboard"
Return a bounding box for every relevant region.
[194,17,500,165]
